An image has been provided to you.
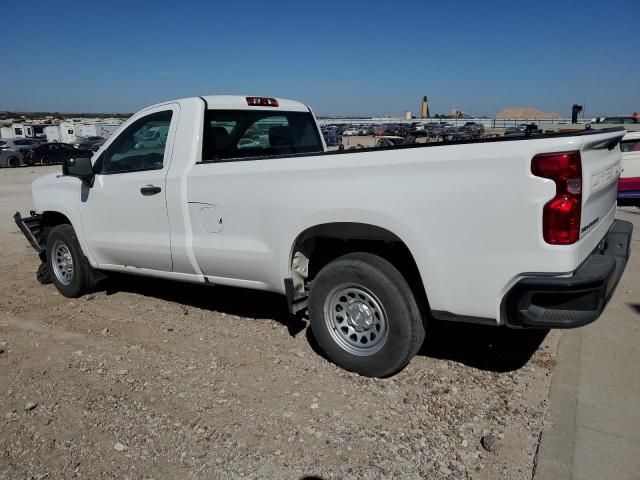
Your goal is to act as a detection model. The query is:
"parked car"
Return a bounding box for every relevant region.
[504,123,540,136]
[342,128,360,136]
[15,95,632,378]
[28,143,94,166]
[375,136,405,147]
[618,131,640,207]
[386,125,411,137]
[74,136,106,150]
[0,147,23,167]
[465,122,485,137]
[0,138,44,167]
[436,126,473,142]
[322,130,340,147]
[410,128,430,138]
[600,116,639,125]
[87,138,106,151]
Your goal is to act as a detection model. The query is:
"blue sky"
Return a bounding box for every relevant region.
[1,0,638,117]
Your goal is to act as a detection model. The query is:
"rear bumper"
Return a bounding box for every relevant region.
[503,219,633,329]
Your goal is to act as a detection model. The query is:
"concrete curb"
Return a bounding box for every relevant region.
[534,330,582,480]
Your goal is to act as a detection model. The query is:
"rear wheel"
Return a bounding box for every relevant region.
[46,224,97,298]
[7,156,20,168]
[308,252,425,377]
[40,156,51,166]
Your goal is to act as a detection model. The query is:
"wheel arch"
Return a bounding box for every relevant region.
[288,222,430,312]
[41,210,72,229]
[6,155,20,167]
[37,211,74,258]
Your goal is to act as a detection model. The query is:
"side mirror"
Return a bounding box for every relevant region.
[63,157,95,187]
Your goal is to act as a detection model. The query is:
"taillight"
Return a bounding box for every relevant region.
[246,96,278,107]
[531,151,582,245]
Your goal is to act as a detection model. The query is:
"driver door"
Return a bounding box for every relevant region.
[80,104,179,271]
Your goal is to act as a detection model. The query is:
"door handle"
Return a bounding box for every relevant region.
[140,185,162,196]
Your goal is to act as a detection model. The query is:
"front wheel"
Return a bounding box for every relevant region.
[308,252,425,377]
[6,156,20,168]
[46,224,97,297]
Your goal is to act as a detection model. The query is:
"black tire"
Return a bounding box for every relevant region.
[46,224,96,298]
[308,252,425,377]
[36,262,52,284]
[7,156,20,168]
[41,156,50,166]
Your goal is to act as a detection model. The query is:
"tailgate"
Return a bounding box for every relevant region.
[577,130,625,264]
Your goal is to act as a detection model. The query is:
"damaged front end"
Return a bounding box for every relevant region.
[14,211,45,253]
[14,211,51,284]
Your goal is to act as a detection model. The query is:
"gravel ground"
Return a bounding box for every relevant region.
[0,166,560,479]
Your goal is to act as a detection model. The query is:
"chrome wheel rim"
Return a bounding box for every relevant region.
[51,240,74,286]
[323,283,388,356]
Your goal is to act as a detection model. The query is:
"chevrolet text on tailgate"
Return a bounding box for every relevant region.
[14,95,633,377]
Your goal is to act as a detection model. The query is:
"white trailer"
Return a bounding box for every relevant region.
[9,123,29,138]
[79,122,122,139]
[45,125,62,143]
[59,122,83,144]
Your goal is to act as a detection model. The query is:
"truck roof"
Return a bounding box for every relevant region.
[143,95,311,113]
[201,95,310,112]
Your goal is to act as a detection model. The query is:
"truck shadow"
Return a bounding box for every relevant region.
[100,275,546,373]
[304,319,547,374]
[101,274,307,336]
[417,320,548,373]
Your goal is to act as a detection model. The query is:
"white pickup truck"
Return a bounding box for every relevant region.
[15,95,632,377]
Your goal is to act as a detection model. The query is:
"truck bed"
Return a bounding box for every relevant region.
[197,126,626,163]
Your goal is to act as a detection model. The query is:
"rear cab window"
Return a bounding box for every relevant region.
[202,110,323,162]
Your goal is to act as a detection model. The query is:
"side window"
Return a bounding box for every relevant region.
[101,110,172,174]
